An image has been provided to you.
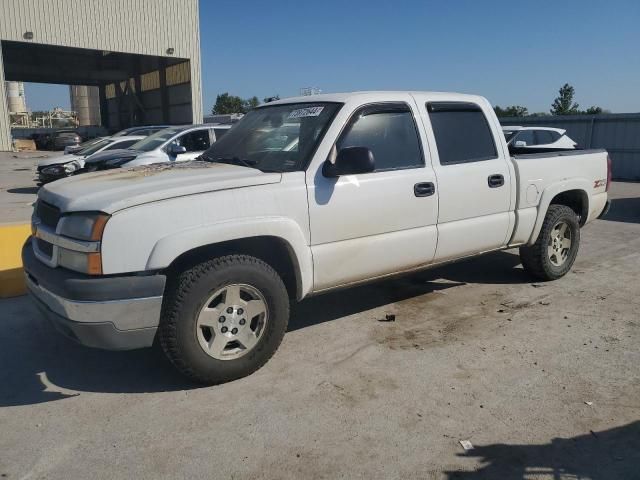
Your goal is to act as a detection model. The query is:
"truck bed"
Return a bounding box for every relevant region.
[509,148,609,246]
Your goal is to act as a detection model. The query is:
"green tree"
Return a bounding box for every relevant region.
[494,105,529,117]
[212,93,245,114]
[243,96,260,111]
[212,93,262,114]
[584,106,603,114]
[551,83,580,115]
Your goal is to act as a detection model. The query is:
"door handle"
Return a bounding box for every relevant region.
[414,182,435,197]
[488,174,505,188]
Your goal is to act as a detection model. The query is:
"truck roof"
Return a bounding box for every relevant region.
[263,91,489,106]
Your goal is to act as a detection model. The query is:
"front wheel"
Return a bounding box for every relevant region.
[519,205,580,281]
[159,255,290,384]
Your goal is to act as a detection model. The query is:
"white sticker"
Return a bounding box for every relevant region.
[287,106,325,119]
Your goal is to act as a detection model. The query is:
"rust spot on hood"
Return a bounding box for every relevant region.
[100,160,219,180]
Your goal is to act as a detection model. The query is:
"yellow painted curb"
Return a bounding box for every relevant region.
[0,223,31,298]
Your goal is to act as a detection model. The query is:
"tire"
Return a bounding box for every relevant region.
[519,204,580,281]
[159,255,290,384]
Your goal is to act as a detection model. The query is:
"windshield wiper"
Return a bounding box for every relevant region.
[201,155,259,170]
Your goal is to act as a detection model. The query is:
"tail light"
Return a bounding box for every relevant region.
[606,154,612,192]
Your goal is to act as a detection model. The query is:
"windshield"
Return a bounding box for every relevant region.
[75,137,104,150]
[77,138,111,156]
[112,128,134,137]
[130,128,182,152]
[200,102,342,172]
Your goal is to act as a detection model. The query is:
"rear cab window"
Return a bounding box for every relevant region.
[427,102,497,165]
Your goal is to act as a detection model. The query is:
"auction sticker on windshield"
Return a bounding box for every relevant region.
[287,106,324,118]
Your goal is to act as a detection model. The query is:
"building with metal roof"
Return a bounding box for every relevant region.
[0,0,203,151]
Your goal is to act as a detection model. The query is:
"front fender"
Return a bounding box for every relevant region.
[527,179,590,245]
[145,216,313,299]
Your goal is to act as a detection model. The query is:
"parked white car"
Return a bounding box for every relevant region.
[37,135,145,183]
[63,125,170,154]
[82,124,232,171]
[502,126,577,150]
[25,91,610,385]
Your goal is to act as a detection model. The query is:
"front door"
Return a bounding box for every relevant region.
[307,99,439,291]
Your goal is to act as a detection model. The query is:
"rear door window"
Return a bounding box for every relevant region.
[515,130,535,146]
[534,130,555,145]
[427,102,497,164]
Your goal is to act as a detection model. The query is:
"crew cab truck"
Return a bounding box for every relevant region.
[23,91,611,385]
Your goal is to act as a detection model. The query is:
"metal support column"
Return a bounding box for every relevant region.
[159,58,169,123]
[0,45,13,151]
[98,84,109,130]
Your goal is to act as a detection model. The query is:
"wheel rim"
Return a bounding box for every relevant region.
[196,284,268,361]
[547,221,572,267]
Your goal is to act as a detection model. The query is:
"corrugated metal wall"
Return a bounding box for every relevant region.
[0,0,199,60]
[0,0,202,149]
[499,114,640,180]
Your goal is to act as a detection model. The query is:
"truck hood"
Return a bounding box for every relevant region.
[38,161,282,214]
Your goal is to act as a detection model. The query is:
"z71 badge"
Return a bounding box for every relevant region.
[594,179,606,188]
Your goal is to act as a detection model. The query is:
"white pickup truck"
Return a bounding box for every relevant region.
[24,91,611,384]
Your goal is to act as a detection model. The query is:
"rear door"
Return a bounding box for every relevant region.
[414,96,513,261]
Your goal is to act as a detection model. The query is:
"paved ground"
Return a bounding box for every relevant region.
[0,151,49,223]
[0,175,639,479]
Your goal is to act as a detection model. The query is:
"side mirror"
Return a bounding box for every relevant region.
[168,143,187,155]
[514,140,527,147]
[323,147,375,177]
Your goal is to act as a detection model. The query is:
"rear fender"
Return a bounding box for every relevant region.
[528,179,590,245]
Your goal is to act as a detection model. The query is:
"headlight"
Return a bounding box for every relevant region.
[42,160,80,175]
[58,213,110,241]
[64,160,81,173]
[58,248,103,275]
[55,213,109,275]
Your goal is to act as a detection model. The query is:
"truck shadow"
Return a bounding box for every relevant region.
[0,251,526,406]
[7,186,39,195]
[444,421,640,479]
[600,197,640,224]
[290,250,526,331]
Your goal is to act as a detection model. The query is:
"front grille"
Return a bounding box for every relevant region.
[36,238,54,257]
[36,201,61,229]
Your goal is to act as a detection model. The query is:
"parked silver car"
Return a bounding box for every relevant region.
[83,124,231,171]
[37,136,144,183]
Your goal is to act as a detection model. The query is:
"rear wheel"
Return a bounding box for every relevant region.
[520,205,580,281]
[159,255,290,384]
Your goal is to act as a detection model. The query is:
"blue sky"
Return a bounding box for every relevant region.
[24,0,640,113]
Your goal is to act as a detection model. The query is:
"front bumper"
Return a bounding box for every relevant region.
[22,240,165,350]
[38,170,70,183]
